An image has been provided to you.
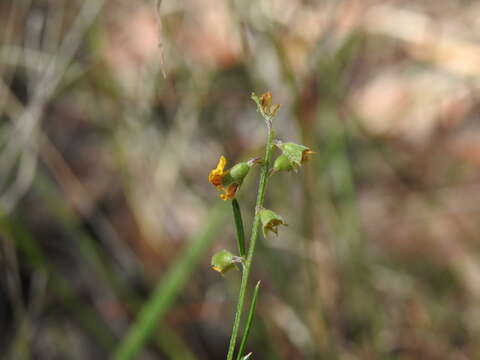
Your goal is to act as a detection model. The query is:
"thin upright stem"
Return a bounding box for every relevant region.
[226,126,275,360]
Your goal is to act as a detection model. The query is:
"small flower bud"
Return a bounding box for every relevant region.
[259,208,287,237]
[275,141,314,170]
[260,92,272,108]
[251,92,280,118]
[272,154,294,173]
[211,250,235,273]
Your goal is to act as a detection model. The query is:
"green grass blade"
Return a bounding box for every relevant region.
[113,202,227,360]
[33,175,198,358]
[236,281,261,360]
[232,199,246,257]
[157,324,197,360]
[1,212,118,351]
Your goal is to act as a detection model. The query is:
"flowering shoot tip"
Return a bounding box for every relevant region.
[251,91,280,121]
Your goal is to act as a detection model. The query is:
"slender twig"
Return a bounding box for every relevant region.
[226,124,275,360]
[154,0,166,78]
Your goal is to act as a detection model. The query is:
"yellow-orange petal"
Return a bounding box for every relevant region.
[209,173,224,187]
[209,155,227,187]
[211,266,223,273]
[217,156,227,171]
[220,183,239,201]
[260,92,272,108]
[301,149,315,162]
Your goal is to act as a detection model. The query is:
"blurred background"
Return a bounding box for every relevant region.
[2,0,480,359]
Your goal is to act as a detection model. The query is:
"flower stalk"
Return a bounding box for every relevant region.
[208,92,312,359]
[236,281,261,360]
[226,124,275,360]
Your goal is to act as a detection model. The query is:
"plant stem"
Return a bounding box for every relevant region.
[236,281,261,360]
[226,126,275,360]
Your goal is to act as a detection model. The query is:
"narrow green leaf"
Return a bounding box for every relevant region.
[232,199,246,257]
[236,281,261,360]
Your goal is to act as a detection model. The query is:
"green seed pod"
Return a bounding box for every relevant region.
[211,250,235,273]
[259,209,287,237]
[272,154,294,173]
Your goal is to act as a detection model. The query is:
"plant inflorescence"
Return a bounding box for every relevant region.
[208,92,313,360]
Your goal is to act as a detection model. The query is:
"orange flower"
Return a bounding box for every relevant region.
[208,155,227,188]
[208,156,243,201]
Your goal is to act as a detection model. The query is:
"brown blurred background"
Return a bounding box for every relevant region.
[1,0,480,359]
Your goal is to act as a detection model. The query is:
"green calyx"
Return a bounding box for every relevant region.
[275,141,313,170]
[220,162,249,187]
[229,162,250,182]
[273,154,294,173]
[222,157,262,187]
[211,250,236,273]
[259,209,287,237]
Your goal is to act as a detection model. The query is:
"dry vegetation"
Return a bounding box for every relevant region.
[1,0,480,359]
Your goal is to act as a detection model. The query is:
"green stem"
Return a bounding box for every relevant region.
[226,126,275,360]
[236,281,261,360]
